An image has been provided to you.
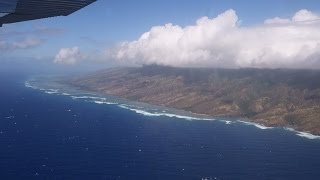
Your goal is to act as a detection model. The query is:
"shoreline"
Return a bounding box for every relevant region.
[67,84,315,134]
[79,89,320,139]
[25,78,320,140]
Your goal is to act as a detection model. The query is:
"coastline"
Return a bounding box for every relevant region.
[69,84,320,139]
[25,77,320,140]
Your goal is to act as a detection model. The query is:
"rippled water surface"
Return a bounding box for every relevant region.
[1,73,320,180]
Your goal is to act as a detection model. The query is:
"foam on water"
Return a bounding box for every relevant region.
[118,104,214,121]
[45,91,58,94]
[93,100,117,105]
[237,120,273,130]
[224,120,232,125]
[231,121,320,140]
[25,81,37,89]
[71,95,117,105]
[71,95,105,100]
[284,128,320,140]
[296,132,320,140]
[48,89,59,92]
[25,79,118,106]
[40,88,60,95]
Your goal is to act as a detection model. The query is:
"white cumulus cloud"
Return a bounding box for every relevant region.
[53,47,86,65]
[107,9,320,69]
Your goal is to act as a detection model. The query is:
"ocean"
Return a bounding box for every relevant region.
[1,72,320,180]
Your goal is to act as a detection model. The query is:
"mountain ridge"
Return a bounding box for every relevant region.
[65,65,320,135]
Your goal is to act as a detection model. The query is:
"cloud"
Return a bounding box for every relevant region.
[53,47,86,65]
[33,26,65,35]
[0,26,62,52]
[265,9,320,24]
[11,38,43,49]
[0,38,43,50]
[106,9,320,69]
[0,26,64,37]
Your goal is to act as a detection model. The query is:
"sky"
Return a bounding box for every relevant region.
[1,0,320,70]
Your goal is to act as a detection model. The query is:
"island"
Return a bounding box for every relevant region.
[65,65,320,135]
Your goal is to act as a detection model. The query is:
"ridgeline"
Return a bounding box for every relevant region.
[66,65,320,134]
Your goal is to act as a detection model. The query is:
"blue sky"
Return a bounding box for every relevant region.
[1,0,320,70]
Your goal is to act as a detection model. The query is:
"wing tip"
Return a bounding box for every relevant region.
[0,0,98,26]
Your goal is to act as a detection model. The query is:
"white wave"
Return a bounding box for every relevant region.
[25,81,62,95]
[296,132,320,140]
[71,95,90,99]
[93,100,117,105]
[71,95,106,100]
[45,91,59,94]
[219,120,233,124]
[284,127,295,132]
[224,120,232,125]
[284,127,320,140]
[24,80,118,106]
[71,96,116,105]
[41,88,60,95]
[237,120,273,130]
[24,82,37,89]
[161,113,213,121]
[25,81,115,105]
[48,89,59,92]
[118,104,214,121]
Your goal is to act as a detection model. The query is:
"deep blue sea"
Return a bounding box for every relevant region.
[1,72,320,180]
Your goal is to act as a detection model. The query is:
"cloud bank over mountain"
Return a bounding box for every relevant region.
[105,9,320,69]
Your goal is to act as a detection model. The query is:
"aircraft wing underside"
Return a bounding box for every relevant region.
[0,0,96,26]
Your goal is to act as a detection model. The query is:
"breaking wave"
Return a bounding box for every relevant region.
[24,81,37,89]
[93,100,118,105]
[237,120,274,130]
[284,128,320,140]
[44,89,59,94]
[118,104,214,121]
[25,79,118,105]
[224,120,232,125]
[26,78,213,121]
[71,95,106,100]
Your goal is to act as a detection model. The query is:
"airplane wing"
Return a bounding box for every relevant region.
[0,0,96,27]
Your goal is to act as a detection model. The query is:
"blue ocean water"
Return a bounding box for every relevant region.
[1,72,320,180]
